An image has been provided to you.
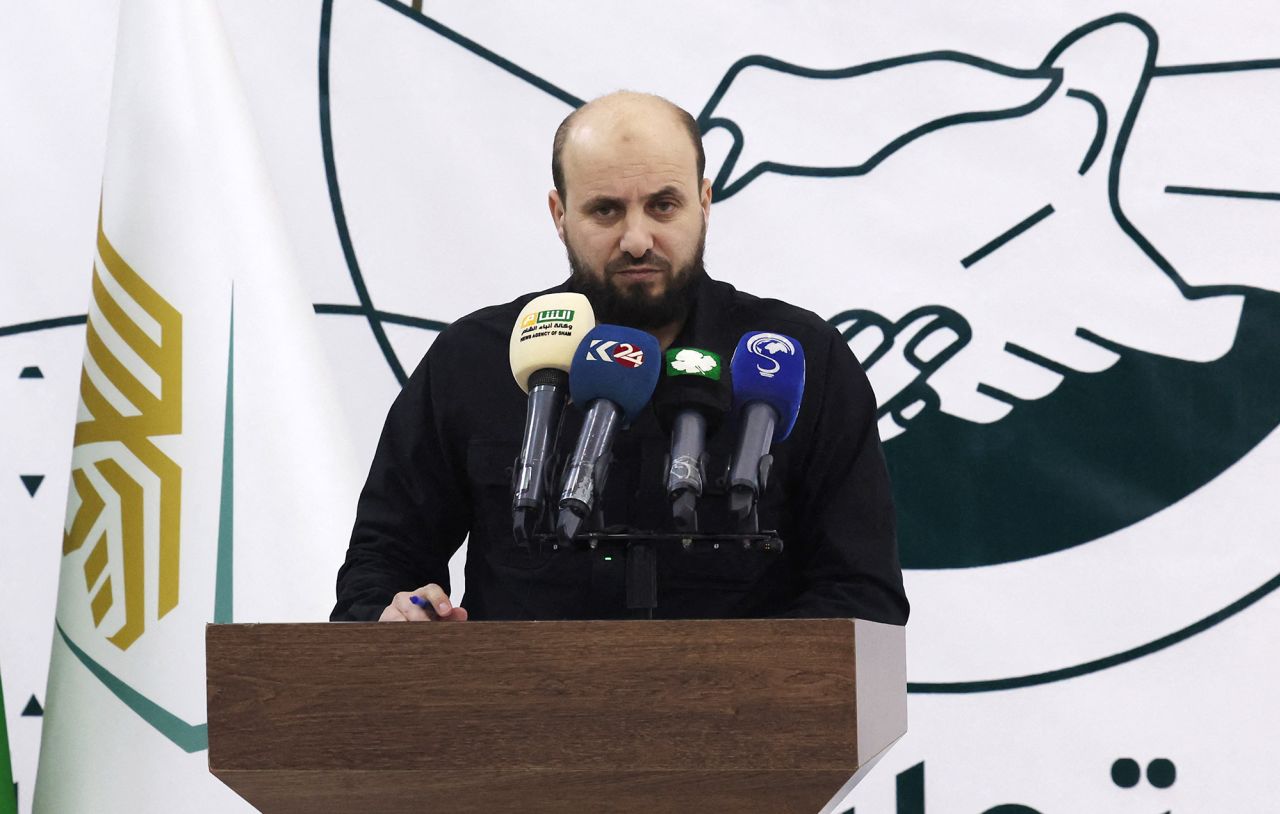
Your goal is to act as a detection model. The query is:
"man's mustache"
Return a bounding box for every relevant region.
[604,252,673,277]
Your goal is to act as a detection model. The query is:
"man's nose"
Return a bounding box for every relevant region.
[618,212,654,259]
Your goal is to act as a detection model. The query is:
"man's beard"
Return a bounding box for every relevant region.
[566,232,706,331]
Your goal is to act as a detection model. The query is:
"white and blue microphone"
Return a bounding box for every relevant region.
[726,332,805,528]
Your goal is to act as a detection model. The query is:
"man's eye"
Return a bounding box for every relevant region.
[593,205,616,218]
[651,200,677,214]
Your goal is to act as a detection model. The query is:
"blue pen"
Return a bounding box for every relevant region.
[409,595,449,613]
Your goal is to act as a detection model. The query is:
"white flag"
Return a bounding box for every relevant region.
[34,0,359,810]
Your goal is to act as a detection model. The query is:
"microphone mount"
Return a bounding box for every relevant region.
[528,530,785,619]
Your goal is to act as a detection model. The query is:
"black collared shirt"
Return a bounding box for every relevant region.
[332,276,909,624]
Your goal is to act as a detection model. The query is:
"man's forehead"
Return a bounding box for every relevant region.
[561,96,698,197]
[572,154,694,199]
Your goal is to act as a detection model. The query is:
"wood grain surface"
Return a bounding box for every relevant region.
[207,619,865,813]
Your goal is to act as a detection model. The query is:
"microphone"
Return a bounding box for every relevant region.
[556,325,661,542]
[653,348,731,530]
[726,332,806,529]
[508,293,596,545]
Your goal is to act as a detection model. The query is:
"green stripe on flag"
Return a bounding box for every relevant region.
[214,300,234,624]
[1,669,17,814]
[54,623,208,753]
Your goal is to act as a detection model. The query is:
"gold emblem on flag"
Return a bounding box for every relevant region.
[63,210,184,651]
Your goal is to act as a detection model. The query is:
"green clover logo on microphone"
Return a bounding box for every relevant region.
[665,348,722,379]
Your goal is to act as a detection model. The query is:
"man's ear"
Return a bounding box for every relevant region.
[699,177,712,224]
[548,190,567,244]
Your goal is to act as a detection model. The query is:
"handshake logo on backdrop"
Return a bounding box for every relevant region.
[697,15,1277,442]
[682,14,1280,575]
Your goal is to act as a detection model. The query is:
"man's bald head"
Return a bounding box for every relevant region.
[551,91,706,202]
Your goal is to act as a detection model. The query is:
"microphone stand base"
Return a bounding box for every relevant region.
[625,542,658,620]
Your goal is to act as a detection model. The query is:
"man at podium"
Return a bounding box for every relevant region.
[331,91,909,626]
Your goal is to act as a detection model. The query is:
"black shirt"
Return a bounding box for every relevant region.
[331,275,909,624]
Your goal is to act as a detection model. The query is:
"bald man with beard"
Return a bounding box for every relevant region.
[332,92,909,626]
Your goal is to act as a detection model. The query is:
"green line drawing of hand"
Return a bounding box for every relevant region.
[706,16,1267,430]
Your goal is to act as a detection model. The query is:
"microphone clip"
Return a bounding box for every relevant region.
[666,450,710,532]
[556,450,613,544]
[512,447,564,552]
[726,452,773,534]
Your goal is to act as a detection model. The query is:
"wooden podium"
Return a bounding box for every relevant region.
[206,619,906,813]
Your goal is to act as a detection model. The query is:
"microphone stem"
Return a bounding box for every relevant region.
[728,403,776,493]
[667,411,707,498]
[559,399,622,522]
[512,377,567,510]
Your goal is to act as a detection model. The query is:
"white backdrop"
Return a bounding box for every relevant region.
[3,1,1280,811]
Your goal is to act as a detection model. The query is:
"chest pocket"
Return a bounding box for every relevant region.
[464,439,519,548]
[465,438,590,619]
[465,438,568,566]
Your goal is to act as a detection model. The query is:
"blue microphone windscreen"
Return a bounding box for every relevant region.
[730,332,805,440]
[569,325,662,424]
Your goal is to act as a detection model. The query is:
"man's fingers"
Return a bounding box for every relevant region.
[390,591,432,621]
[414,584,456,619]
[378,585,467,622]
[378,604,409,622]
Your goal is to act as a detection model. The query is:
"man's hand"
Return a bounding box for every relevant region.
[378,584,469,622]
